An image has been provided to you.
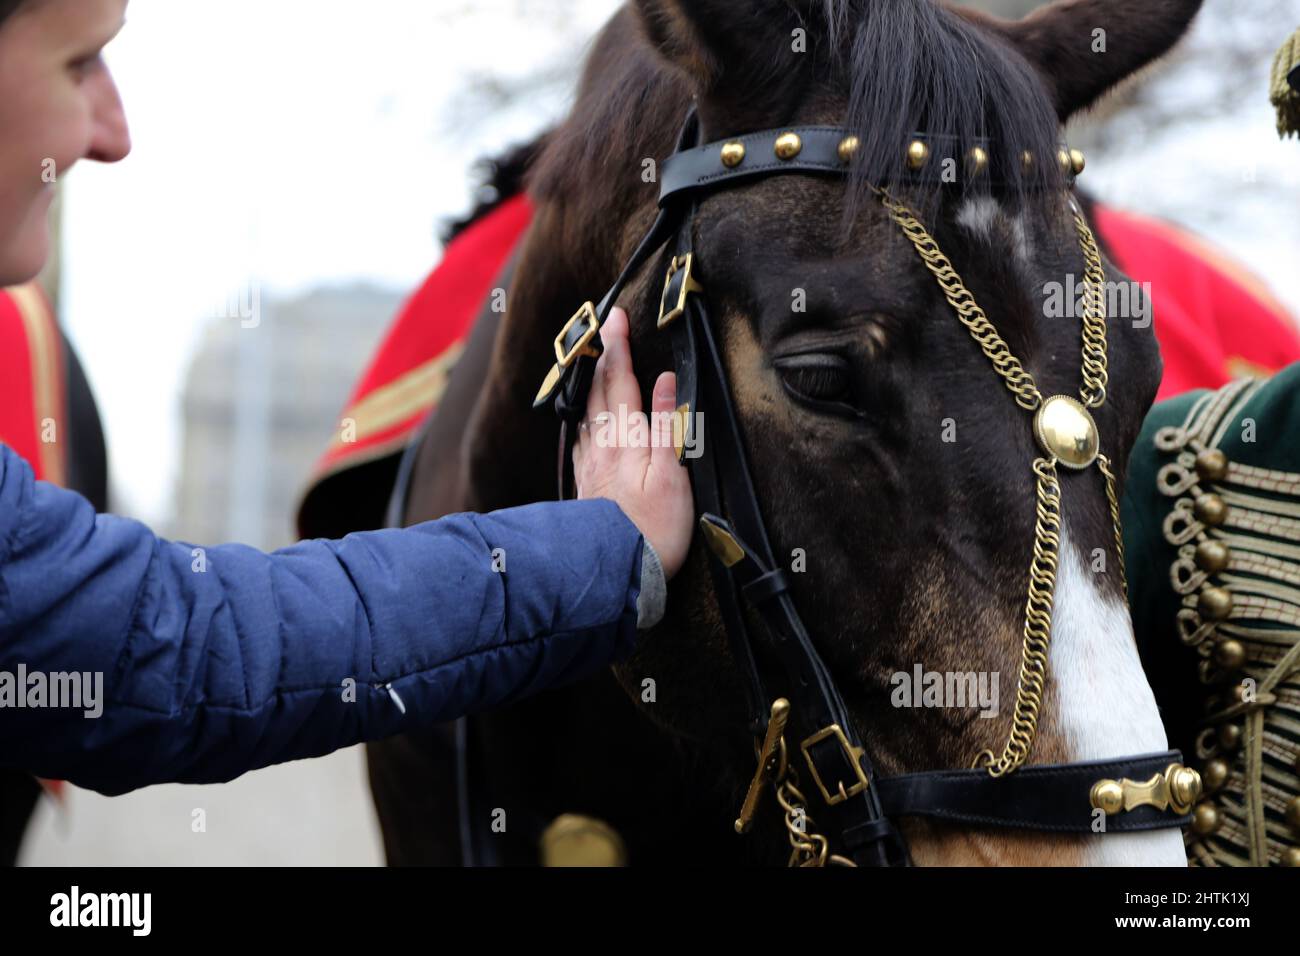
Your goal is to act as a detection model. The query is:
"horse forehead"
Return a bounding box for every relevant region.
[955,196,1032,266]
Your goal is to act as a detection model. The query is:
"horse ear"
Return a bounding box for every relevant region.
[990,0,1204,121]
[632,0,799,92]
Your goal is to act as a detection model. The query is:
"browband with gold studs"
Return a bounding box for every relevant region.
[657,126,1085,205]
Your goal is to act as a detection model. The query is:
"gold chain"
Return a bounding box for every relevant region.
[1074,211,1110,408]
[776,770,856,867]
[877,190,1117,777]
[978,457,1062,776]
[1098,453,1129,598]
[875,191,1043,411]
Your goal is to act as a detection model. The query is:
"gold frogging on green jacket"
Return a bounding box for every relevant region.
[1122,363,1300,867]
[1272,26,1300,138]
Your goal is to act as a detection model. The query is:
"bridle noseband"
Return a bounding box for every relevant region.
[535,108,1201,866]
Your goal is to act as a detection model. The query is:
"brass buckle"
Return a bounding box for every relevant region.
[658,253,703,329]
[554,301,601,369]
[801,724,869,806]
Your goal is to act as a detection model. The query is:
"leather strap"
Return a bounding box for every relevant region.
[877,750,1194,833]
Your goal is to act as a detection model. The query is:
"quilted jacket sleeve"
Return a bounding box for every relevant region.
[0,444,644,795]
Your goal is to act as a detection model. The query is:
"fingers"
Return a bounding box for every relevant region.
[599,308,642,417]
[648,371,682,479]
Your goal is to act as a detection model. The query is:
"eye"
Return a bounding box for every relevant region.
[773,352,853,408]
[68,52,105,81]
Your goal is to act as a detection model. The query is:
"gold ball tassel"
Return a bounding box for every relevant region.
[1271,26,1300,139]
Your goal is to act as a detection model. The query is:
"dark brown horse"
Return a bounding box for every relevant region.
[369,0,1205,866]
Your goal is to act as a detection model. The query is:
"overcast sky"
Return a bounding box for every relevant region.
[61,0,619,525]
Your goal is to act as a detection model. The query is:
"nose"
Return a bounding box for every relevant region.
[86,69,132,164]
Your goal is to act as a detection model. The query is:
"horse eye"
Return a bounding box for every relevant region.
[773,353,851,404]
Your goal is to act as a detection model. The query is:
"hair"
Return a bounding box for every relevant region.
[0,0,28,28]
[828,0,1065,212]
[534,0,1065,233]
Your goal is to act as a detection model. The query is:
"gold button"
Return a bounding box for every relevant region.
[539,814,627,867]
[1021,150,1035,171]
[1214,639,1245,670]
[1069,148,1086,175]
[1287,797,1300,831]
[1194,494,1228,526]
[1191,802,1220,835]
[1057,149,1072,174]
[1283,848,1300,867]
[1034,395,1099,470]
[906,140,929,169]
[1195,541,1230,574]
[1202,759,1229,793]
[967,146,989,175]
[1218,723,1242,751]
[720,141,746,168]
[837,135,860,164]
[774,132,802,160]
[1195,449,1228,482]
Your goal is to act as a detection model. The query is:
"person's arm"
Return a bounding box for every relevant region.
[0,442,655,796]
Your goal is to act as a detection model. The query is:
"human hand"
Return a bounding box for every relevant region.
[573,307,694,579]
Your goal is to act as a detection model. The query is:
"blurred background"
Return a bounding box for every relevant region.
[17,0,1300,864]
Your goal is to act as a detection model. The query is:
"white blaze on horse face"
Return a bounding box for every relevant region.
[1048,526,1188,867]
[955,197,1031,265]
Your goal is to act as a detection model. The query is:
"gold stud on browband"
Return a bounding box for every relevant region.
[837,135,860,164]
[906,139,929,170]
[774,131,802,160]
[1069,148,1086,176]
[1057,149,1072,174]
[720,141,746,168]
[966,146,989,175]
[1021,150,1035,171]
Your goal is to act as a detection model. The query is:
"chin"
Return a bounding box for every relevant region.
[0,217,51,288]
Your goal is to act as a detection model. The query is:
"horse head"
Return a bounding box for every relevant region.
[491,0,1207,865]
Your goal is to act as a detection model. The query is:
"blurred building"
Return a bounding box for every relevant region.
[171,285,402,551]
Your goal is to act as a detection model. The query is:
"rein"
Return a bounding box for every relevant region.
[533,108,1201,866]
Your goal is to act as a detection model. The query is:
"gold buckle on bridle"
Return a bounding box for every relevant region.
[801,724,870,806]
[555,301,602,369]
[658,253,703,329]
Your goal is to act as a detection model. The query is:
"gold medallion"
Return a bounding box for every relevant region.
[1034,395,1099,470]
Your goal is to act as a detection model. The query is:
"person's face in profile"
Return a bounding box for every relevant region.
[0,0,131,286]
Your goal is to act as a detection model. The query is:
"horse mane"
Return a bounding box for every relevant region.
[441,133,550,244]
[531,0,1066,229]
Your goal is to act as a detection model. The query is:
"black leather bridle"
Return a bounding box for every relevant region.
[532,108,1200,866]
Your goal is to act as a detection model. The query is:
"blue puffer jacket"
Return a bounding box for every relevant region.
[0,443,646,795]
